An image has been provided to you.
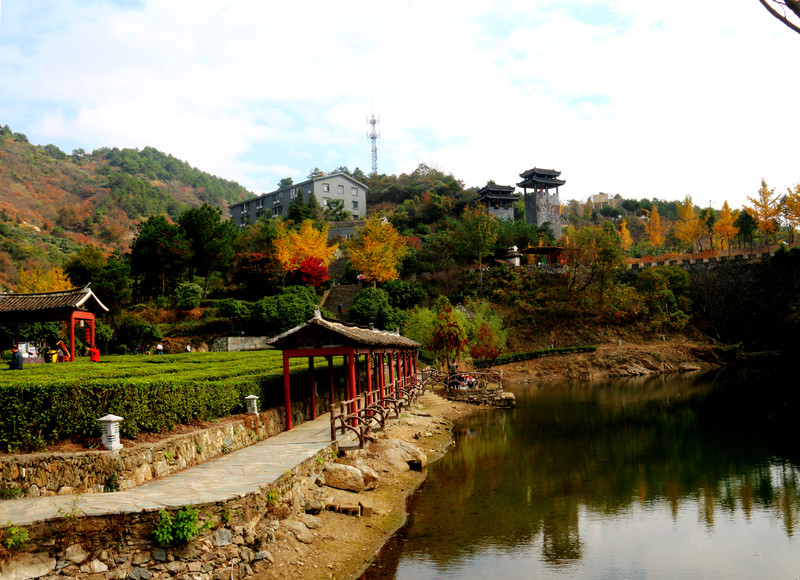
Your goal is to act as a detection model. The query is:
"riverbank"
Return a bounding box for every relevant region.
[252,392,477,580]
[498,337,722,382]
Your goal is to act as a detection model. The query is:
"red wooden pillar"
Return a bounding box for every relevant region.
[283,351,293,430]
[68,311,76,362]
[378,352,385,398]
[327,356,335,410]
[355,354,362,397]
[388,352,395,396]
[347,352,357,421]
[308,357,317,420]
[366,352,373,396]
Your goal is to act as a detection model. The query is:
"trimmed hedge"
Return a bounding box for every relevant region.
[473,345,599,369]
[0,351,342,452]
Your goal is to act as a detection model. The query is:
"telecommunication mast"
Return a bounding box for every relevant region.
[367,113,379,175]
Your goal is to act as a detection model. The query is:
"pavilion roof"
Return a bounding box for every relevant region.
[268,311,420,351]
[517,167,566,189]
[0,284,109,315]
[476,184,516,196]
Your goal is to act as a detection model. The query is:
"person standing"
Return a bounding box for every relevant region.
[156,343,163,355]
[7,345,23,370]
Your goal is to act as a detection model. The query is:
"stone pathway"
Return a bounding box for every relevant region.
[0,413,356,527]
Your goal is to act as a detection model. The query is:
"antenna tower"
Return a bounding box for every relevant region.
[367,113,379,175]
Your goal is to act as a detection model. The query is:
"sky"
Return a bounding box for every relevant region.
[0,0,798,209]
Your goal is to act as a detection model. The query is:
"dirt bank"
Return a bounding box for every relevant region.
[498,337,722,383]
[250,393,476,580]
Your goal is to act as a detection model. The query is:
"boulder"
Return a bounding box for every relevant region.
[0,552,56,580]
[321,463,365,492]
[379,439,428,471]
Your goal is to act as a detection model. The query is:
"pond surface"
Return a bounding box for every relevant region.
[363,367,800,579]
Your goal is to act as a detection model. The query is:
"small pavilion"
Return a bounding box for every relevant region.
[267,310,421,430]
[0,284,108,361]
[475,184,519,221]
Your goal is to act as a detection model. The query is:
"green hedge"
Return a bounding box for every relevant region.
[0,351,341,452]
[473,345,599,369]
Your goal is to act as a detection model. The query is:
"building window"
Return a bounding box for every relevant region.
[323,183,330,192]
[323,197,330,207]
[290,188,298,200]
[338,185,344,194]
[351,187,358,196]
[352,200,358,210]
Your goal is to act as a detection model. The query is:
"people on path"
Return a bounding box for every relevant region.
[156,343,163,354]
[7,345,23,370]
[338,303,344,318]
[186,344,191,353]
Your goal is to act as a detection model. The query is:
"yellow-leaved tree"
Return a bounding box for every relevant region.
[746,179,782,243]
[782,183,800,244]
[272,220,338,277]
[618,219,632,252]
[17,266,73,293]
[643,205,670,248]
[674,195,704,252]
[346,215,409,285]
[712,201,739,252]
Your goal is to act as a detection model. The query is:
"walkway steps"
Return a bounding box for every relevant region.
[0,413,356,527]
[322,284,362,321]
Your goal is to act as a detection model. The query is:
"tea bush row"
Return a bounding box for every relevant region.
[0,352,342,452]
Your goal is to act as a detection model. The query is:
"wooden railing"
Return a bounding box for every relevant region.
[419,368,503,391]
[331,375,428,448]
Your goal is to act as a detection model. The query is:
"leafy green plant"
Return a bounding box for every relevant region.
[104,472,119,493]
[153,505,211,547]
[267,489,279,506]
[0,483,21,500]
[164,452,174,462]
[2,523,29,550]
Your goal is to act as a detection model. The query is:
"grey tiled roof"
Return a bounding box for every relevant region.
[268,312,420,350]
[0,284,109,314]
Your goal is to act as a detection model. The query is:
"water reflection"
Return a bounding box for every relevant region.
[364,367,800,579]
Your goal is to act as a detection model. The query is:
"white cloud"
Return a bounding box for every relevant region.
[1,0,798,206]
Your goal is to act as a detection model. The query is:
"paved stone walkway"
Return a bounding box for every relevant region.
[0,413,355,527]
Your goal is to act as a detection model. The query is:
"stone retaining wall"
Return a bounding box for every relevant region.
[208,336,272,352]
[0,408,296,499]
[443,387,516,407]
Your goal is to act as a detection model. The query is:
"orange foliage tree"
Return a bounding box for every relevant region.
[782,184,800,244]
[618,219,632,252]
[713,201,739,252]
[674,195,704,252]
[643,205,670,248]
[272,220,338,282]
[346,215,409,285]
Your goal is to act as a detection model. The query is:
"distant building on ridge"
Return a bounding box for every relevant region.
[475,184,519,221]
[517,167,565,240]
[229,172,368,226]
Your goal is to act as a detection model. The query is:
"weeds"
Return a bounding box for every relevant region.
[152,505,212,547]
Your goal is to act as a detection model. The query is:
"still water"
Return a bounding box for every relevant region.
[364,367,800,579]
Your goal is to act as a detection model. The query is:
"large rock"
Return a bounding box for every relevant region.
[0,552,56,580]
[280,520,314,544]
[321,463,365,492]
[379,439,428,471]
[350,459,380,490]
[63,543,90,564]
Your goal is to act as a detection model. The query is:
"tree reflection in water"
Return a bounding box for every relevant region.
[364,366,800,579]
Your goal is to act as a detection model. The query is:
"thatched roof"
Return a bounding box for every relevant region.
[268,310,420,351]
[0,284,109,317]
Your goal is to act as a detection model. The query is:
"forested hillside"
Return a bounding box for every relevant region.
[0,124,251,286]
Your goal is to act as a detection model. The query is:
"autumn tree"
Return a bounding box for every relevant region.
[642,205,670,248]
[428,297,468,370]
[746,179,782,244]
[346,215,409,285]
[713,201,740,253]
[273,219,337,283]
[618,219,632,252]
[674,196,704,252]
[781,184,800,243]
[17,266,72,293]
[565,223,625,306]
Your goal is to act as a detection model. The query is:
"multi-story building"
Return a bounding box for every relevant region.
[229,172,368,226]
[475,184,519,221]
[517,167,565,240]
